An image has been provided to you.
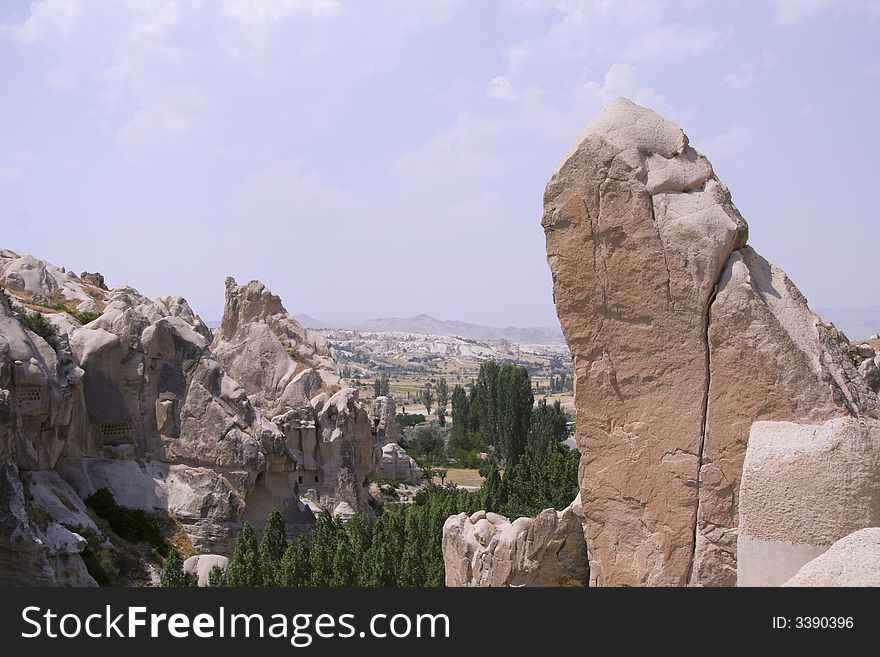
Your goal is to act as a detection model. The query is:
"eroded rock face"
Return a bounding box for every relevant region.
[1,252,328,580]
[738,418,880,586]
[212,278,339,416]
[542,97,879,586]
[375,443,422,482]
[443,497,588,587]
[213,279,378,515]
[370,396,399,445]
[783,528,880,587]
[694,248,877,585]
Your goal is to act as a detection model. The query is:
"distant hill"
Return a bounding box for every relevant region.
[294,313,565,344]
[815,305,880,341]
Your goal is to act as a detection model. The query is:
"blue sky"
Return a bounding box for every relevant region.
[1,0,878,327]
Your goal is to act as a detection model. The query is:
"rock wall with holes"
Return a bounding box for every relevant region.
[0,250,379,586]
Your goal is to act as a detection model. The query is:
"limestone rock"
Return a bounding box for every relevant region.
[542,97,878,586]
[783,528,880,587]
[737,418,880,586]
[375,442,422,482]
[442,496,588,587]
[212,278,339,416]
[183,554,229,587]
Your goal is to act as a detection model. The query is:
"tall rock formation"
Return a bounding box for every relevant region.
[212,278,377,516]
[212,278,339,417]
[542,98,879,586]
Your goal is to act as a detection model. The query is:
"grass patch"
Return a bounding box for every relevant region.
[85,488,170,558]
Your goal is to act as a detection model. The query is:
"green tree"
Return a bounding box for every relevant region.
[329,531,356,587]
[309,511,340,586]
[528,399,568,455]
[208,565,227,587]
[436,377,449,409]
[159,548,197,587]
[419,382,434,414]
[449,384,472,450]
[226,522,263,587]
[373,372,390,397]
[280,535,311,586]
[259,509,288,586]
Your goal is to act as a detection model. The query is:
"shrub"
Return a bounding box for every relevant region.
[23,311,55,343]
[85,488,169,556]
[78,528,119,586]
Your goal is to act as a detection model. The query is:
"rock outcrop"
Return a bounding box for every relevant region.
[1,250,375,585]
[212,278,339,417]
[737,418,880,586]
[783,528,880,587]
[375,442,423,482]
[442,497,588,587]
[369,395,399,446]
[1,249,106,314]
[542,97,879,586]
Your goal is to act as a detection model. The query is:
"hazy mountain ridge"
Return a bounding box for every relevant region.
[815,306,880,340]
[293,313,565,344]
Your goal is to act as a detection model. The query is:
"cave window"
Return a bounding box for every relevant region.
[17,386,42,402]
[298,475,303,484]
[314,475,319,483]
[102,422,133,437]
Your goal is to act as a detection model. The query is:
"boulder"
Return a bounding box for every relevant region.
[542,97,879,586]
[737,418,880,586]
[183,554,229,587]
[442,496,588,587]
[783,528,880,587]
[375,442,422,482]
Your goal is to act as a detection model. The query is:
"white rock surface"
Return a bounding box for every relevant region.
[442,496,588,587]
[738,418,880,586]
[783,528,880,586]
[183,554,229,587]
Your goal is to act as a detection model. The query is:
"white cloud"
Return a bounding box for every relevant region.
[7,1,464,153]
[623,23,725,63]
[723,51,776,90]
[487,76,518,101]
[799,104,817,120]
[230,158,357,220]
[0,167,25,185]
[771,0,880,25]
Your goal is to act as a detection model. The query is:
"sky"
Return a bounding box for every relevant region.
[1,0,878,328]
